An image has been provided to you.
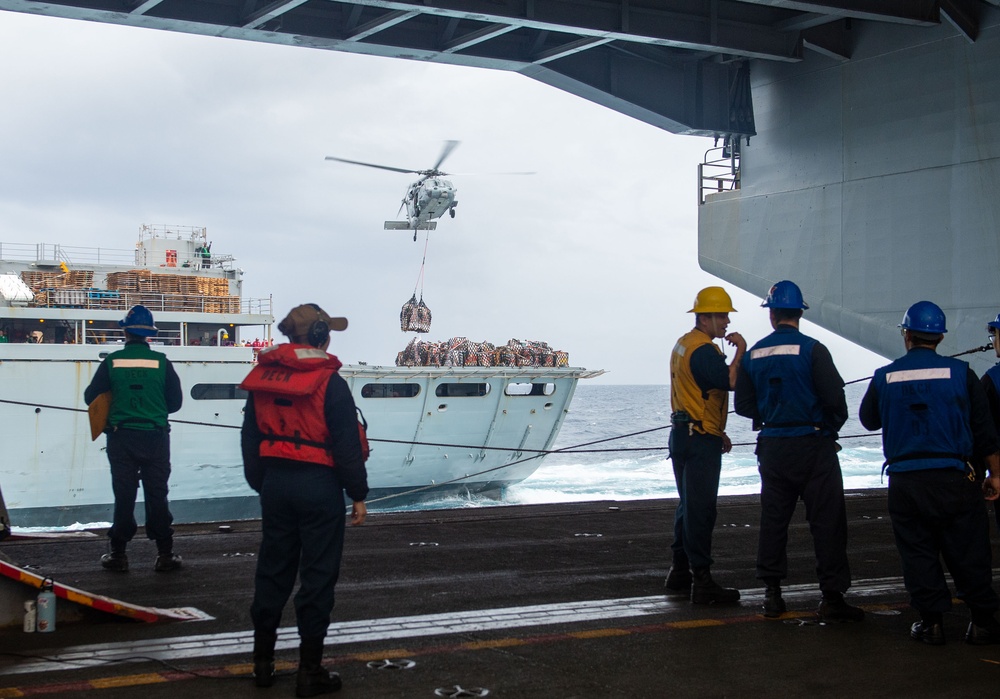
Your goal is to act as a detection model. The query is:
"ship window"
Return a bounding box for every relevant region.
[360,383,421,398]
[435,383,490,397]
[505,382,555,396]
[191,384,249,400]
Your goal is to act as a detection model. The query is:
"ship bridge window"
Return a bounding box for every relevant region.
[191,384,249,400]
[505,382,555,396]
[434,383,491,397]
[361,383,420,398]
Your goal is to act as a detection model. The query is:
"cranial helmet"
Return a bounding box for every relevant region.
[761,280,809,310]
[119,305,158,337]
[899,301,947,334]
[688,286,737,314]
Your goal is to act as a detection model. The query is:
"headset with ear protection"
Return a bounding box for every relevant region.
[305,303,330,347]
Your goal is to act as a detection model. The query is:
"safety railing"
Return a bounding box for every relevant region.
[698,144,741,204]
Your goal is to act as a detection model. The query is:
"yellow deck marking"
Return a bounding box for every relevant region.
[569,628,632,639]
[668,619,726,629]
[463,638,529,650]
[90,673,168,688]
[352,648,414,661]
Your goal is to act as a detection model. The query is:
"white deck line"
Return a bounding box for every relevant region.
[0,577,910,678]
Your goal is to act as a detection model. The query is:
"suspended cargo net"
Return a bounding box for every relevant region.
[400,294,432,333]
[396,337,569,368]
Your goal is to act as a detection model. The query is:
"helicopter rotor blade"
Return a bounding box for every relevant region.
[445,171,536,176]
[324,156,418,175]
[431,140,460,173]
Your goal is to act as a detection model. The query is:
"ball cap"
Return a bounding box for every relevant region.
[277,304,348,338]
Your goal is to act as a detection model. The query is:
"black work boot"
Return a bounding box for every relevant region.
[296,638,341,697]
[817,591,865,623]
[691,567,741,604]
[252,630,277,688]
[965,610,1000,645]
[154,539,182,572]
[100,541,128,572]
[664,565,693,595]
[911,613,945,645]
[762,583,786,618]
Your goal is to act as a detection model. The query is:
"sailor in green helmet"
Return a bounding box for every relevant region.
[84,305,183,573]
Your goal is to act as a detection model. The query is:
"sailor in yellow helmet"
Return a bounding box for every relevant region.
[666,286,746,604]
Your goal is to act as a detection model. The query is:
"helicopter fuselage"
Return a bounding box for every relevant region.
[405,177,457,227]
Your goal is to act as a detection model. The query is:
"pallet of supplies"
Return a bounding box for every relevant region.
[395,336,570,368]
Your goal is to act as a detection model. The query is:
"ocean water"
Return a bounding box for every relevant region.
[418,381,886,510]
[12,384,886,531]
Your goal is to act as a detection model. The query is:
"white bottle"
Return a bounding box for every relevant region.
[23,600,37,633]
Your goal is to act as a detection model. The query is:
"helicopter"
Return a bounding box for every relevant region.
[325,140,460,241]
[325,141,532,241]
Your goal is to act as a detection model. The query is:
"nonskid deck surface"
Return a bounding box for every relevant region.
[2,493,999,697]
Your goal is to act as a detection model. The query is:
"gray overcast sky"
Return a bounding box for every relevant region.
[0,10,885,385]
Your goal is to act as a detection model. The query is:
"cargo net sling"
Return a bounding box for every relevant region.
[400,294,432,333]
[401,231,432,333]
[397,337,569,368]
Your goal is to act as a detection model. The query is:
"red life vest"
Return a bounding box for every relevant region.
[240,344,342,467]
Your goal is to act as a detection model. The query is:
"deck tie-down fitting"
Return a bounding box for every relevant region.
[366,659,416,670]
[434,686,490,698]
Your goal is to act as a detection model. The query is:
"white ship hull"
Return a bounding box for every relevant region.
[0,344,593,526]
[0,229,598,526]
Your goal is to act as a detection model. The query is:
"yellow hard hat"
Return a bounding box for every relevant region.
[688,286,737,313]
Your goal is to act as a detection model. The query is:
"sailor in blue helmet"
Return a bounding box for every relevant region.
[83,305,183,572]
[860,301,1000,645]
[734,281,864,622]
[979,312,1000,531]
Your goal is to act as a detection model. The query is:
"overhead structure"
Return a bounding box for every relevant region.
[1,1,988,141]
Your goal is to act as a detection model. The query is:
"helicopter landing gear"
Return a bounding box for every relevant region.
[449,208,456,219]
[413,230,417,242]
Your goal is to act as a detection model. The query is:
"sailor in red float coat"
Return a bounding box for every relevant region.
[241,344,341,467]
[240,303,368,696]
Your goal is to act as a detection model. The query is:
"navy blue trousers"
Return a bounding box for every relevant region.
[755,435,851,592]
[250,462,347,640]
[105,428,174,548]
[887,468,999,616]
[670,428,723,570]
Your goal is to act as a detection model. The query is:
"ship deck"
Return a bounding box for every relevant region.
[2,491,1000,697]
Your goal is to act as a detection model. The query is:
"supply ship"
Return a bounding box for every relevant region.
[0,226,600,527]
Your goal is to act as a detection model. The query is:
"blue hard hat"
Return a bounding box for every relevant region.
[119,305,158,337]
[988,313,1000,332]
[761,280,809,310]
[899,301,947,334]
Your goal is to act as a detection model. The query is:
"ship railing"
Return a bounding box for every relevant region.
[242,296,272,315]
[31,290,272,316]
[85,327,182,345]
[698,142,741,205]
[0,242,134,266]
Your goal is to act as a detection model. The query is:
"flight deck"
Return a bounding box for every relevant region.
[1,491,999,698]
